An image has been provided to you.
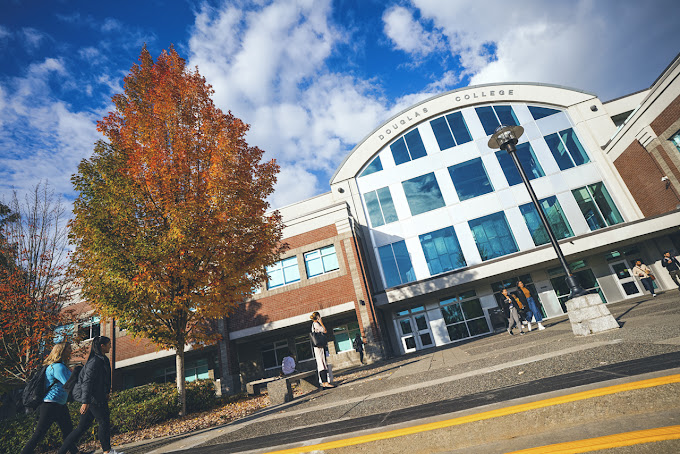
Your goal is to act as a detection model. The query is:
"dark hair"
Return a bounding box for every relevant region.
[88,335,111,361]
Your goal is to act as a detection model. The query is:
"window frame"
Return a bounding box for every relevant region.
[266,256,301,289]
[468,211,519,261]
[448,157,494,201]
[390,129,427,165]
[401,172,446,216]
[304,244,340,278]
[378,240,416,288]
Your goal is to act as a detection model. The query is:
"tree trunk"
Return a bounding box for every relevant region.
[176,347,186,417]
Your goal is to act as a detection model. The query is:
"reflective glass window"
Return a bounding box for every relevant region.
[419,226,467,276]
[528,106,560,120]
[476,105,519,135]
[430,112,472,151]
[495,105,520,128]
[402,173,446,216]
[448,158,494,201]
[672,129,680,152]
[431,117,455,151]
[304,245,339,278]
[359,156,383,177]
[495,142,545,186]
[439,292,489,342]
[545,128,590,170]
[572,183,623,231]
[390,130,427,166]
[588,182,623,226]
[519,196,574,246]
[391,137,410,165]
[267,256,300,289]
[378,240,416,288]
[447,112,472,145]
[468,211,519,261]
[364,186,398,227]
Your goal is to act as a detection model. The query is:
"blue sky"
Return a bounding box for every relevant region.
[1,0,679,212]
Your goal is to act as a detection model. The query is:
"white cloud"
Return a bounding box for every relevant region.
[0,25,10,40]
[382,6,440,56]
[21,27,47,50]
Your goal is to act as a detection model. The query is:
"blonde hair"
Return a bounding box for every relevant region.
[310,311,320,321]
[43,342,71,366]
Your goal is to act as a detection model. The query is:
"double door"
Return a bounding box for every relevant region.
[609,259,642,297]
[397,312,434,353]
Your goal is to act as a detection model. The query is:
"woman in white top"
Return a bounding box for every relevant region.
[632,260,656,297]
[310,312,335,388]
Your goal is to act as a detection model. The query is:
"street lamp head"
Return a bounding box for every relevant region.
[487,125,525,150]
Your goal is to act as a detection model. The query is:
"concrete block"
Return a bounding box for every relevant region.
[267,378,293,405]
[566,294,620,336]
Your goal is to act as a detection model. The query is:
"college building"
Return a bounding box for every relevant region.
[74,54,680,394]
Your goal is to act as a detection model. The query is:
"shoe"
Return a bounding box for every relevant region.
[527,323,532,332]
[652,294,657,297]
[508,329,514,335]
[107,450,125,454]
[520,331,525,335]
[538,323,545,330]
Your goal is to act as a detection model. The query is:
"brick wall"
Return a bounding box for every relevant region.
[651,94,680,135]
[614,140,680,216]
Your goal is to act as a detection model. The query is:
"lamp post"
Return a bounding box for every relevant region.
[488,125,587,299]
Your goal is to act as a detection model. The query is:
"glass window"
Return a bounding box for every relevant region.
[495,142,545,186]
[185,358,210,382]
[476,105,519,136]
[402,173,446,216]
[53,324,75,343]
[448,158,494,201]
[364,186,398,227]
[261,340,289,370]
[431,117,456,151]
[528,106,560,120]
[267,256,300,289]
[333,322,361,353]
[390,130,427,165]
[572,183,623,231]
[468,211,519,261]
[419,226,467,275]
[359,156,383,177]
[294,335,313,361]
[378,240,416,288]
[519,196,574,246]
[430,112,472,151]
[305,245,339,278]
[549,267,605,312]
[447,112,472,145]
[545,128,590,170]
[439,291,489,342]
[78,316,101,341]
[671,130,680,152]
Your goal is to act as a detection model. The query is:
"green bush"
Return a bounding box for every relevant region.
[1,380,220,454]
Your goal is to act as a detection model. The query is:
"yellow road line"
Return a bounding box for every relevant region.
[263,373,680,454]
[507,425,680,453]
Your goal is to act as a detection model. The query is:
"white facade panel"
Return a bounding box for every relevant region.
[535,111,572,135]
[506,206,536,251]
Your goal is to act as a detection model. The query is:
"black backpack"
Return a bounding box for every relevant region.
[62,365,83,401]
[22,365,54,409]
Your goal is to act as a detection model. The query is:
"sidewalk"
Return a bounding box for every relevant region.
[119,290,680,453]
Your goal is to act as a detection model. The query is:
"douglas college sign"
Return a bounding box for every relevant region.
[378,89,515,141]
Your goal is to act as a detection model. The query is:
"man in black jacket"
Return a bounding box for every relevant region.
[661,251,680,290]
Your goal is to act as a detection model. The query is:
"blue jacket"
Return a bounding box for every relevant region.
[44,363,71,405]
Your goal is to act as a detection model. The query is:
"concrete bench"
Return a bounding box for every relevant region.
[266,370,318,405]
[246,376,279,396]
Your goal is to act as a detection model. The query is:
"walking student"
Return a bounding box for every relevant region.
[21,343,79,454]
[661,251,680,290]
[516,280,546,331]
[58,336,124,454]
[632,260,656,297]
[353,333,365,364]
[500,288,525,335]
[310,312,335,388]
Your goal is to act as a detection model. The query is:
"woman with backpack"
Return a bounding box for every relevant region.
[58,336,124,454]
[21,342,80,454]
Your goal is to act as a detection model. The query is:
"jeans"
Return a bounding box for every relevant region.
[22,402,78,454]
[640,277,655,295]
[669,270,680,288]
[59,403,111,454]
[526,297,543,323]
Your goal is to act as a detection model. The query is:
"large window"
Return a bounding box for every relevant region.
[154,358,210,383]
[378,240,415,288]
[519,196,574,246]
[267,256,300,289]
[359,156,383,177]
[448,158,494,201]
[333,322,361,353]
[491,274,545,317]
[572,183,623,231]
[469,211,519,261]
[364,187,398,227]
[391,129,427,165]
[304,245,339,278]
[78,316,101,341]
[440,290,490,341]
[528,106,560,120]
[261,340,289,371]
[671,130,680,152]
[476,105,519,135]
[544,128,590,170]
[549,261,605,312]
[430,111,472,151]
[402,173,446,216]
[495,142,545,186]
[294,335,314,362]
[419,226,467,275]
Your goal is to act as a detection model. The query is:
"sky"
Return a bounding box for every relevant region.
[1,0,679,214]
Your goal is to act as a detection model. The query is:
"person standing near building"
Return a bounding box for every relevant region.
[632,260,656,297]
[21,343,79,454]
[500,289,525,335]
[310,312,335,388]
[516,281,546,331]
[661,251,680,290]
[352,333,365,364]
[58,336,124,454]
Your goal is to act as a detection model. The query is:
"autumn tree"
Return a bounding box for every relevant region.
[69,46,285,415]
[0,183,74,390]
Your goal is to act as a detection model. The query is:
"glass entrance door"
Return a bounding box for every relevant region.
[609,260,642,297]
[397,311,434,353]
